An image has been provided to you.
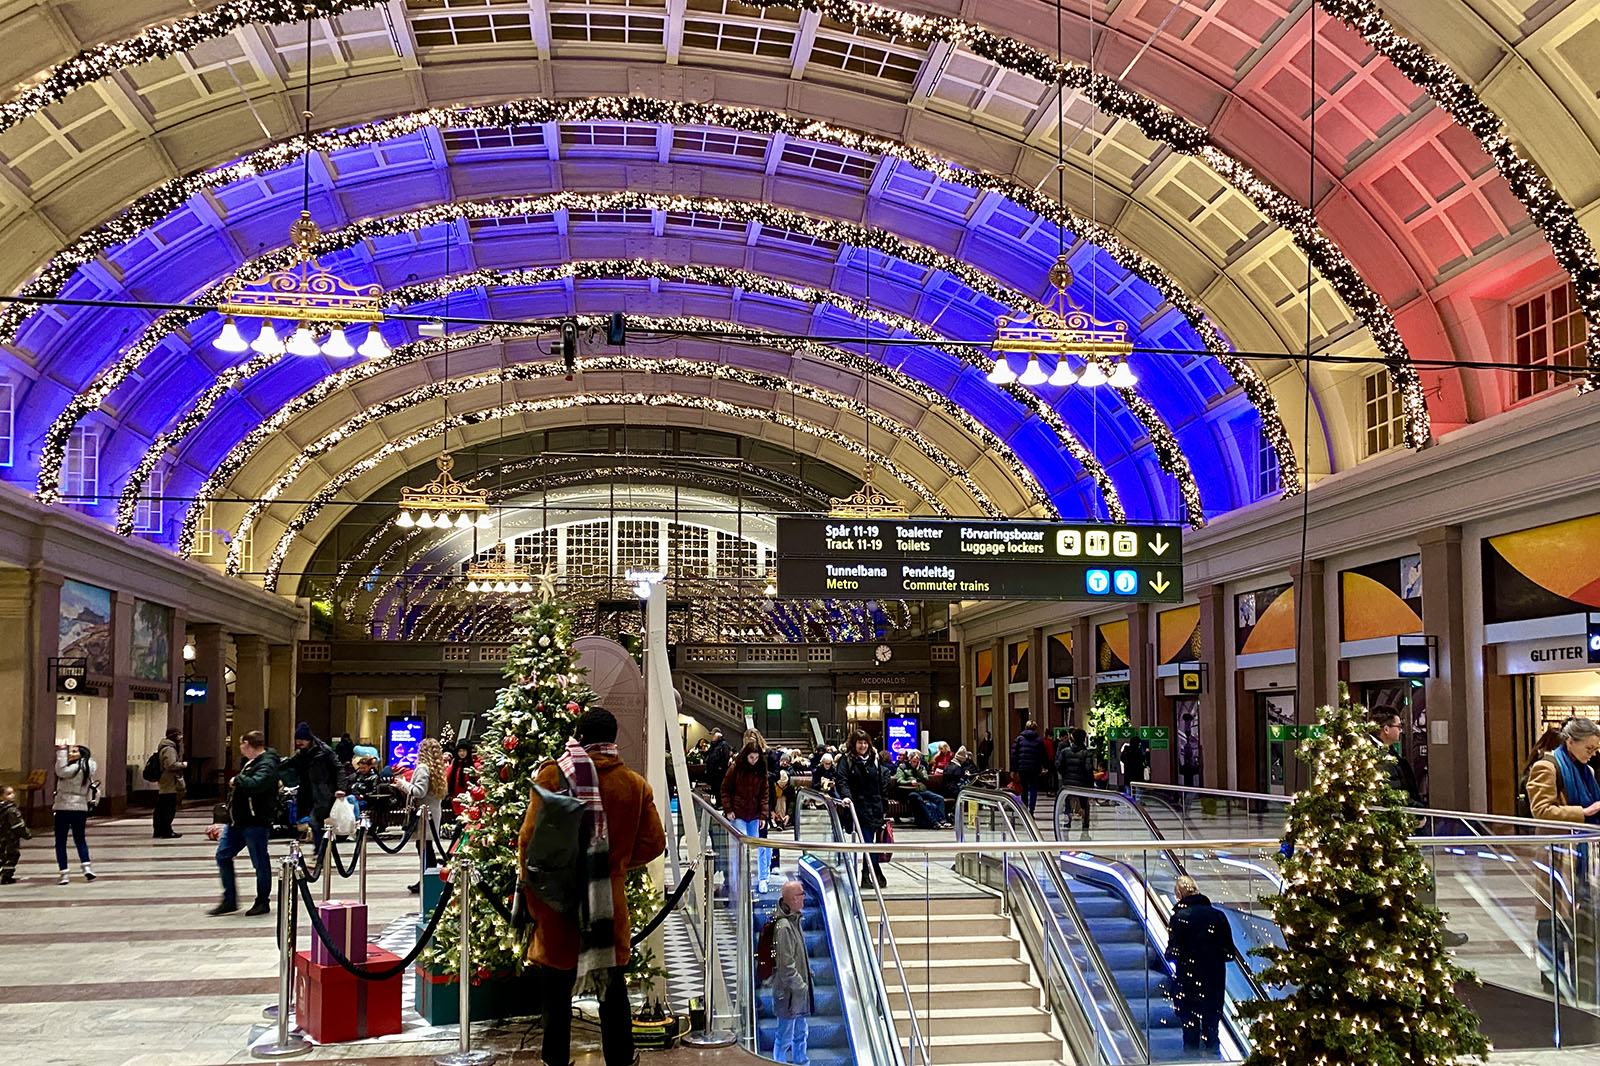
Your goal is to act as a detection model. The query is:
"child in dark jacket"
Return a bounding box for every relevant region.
[1,785,33,884]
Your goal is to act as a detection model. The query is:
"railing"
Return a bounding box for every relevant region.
[958,787,1147,1065]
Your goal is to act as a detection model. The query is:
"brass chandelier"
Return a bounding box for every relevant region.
[988,258,1136,388]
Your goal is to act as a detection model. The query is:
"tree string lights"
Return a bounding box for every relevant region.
[212,359,1012,575]
[7,97,1308,494]
[172,317,1090,558]
[121,262,1085,533]
[1319,0,1600,389]
[241,392,961,591]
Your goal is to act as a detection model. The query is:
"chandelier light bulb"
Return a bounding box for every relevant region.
[214,316,249,353]
[494,581,509,593]
[1048,359,1079,387]
[286,323,321,357]
[1107,361,1138,388]
[416,512,435,528]
[985,357,1018,385]
[321,327,356,359]
[396,511,415,528]
[1019,354,1048,386]
[1078,360,1109,387]
[357,327,391,359]
[250,320,285,355]
[454,513,473,529]
[466,580,480,593]
[474,513,491,528]
[518,581,533,593]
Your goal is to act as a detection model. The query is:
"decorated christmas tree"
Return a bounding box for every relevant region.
[418,597,664,990]
[1241,700,1489,1066]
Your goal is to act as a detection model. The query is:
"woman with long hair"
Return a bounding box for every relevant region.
[721,736,773,893]
[53,743,98,885]
[405,738,451,894]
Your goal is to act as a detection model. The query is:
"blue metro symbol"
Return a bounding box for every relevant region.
[1085,569,1111,595]
[1113,570,1139,596]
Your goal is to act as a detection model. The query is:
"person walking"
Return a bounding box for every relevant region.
[1166,874,1235,1052]
[288,722,340,852]
[976,731,994,772]
[1,785,32,884]
[770,879,815,1064]
[405,737,451,894]
[1010,720,1048,814]
[52,743,97,885]
[1056,728,1096,830]
[703,728,731,797]
[835,730,887,887]
[722,736,774,893]
[211,730,280,916]
[153,727,187,839]
[518,708,666,1066]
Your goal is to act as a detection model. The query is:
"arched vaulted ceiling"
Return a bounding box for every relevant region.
[1,0,1597,592]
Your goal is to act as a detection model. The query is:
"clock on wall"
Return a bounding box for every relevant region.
[875,644,892,663]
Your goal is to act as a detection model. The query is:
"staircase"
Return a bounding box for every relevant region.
[874,895,1069,1065]
[677,672,748,736]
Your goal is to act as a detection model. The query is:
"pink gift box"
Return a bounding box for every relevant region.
[312,899,368,967]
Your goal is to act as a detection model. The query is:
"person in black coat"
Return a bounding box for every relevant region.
[834,730,886,887]
[1166,875,1236,1051]
[1010,721,1048,814]
[1367,708,1422,805]
[1055,728,1096,829]
[702,729,730,797]
[1119,736,1149,791]
[976,732,994,772]
[288,723,341,852]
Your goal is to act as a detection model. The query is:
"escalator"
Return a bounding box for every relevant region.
[751,865,855,1066]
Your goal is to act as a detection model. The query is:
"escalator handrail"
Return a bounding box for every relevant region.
[1052,783,1269,1057]
[958,787,1149,1065]
[795,786,926,1066]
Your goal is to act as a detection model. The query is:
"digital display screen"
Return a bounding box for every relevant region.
[886,717,919,757]
[386,717,427,769]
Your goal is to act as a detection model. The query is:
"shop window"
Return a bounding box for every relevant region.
[1233,418,1279,499]
[1511,280,1585,402]
[0,381,12,467]
[1361,369,1404,457]
[62,427,99,503]
[845,689,918,724]
[132,466,164,534]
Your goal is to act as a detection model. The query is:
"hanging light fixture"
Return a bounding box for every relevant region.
[213,316,249,353]
[1019,354,1049,386]
[1048,359,1079,387]
[985,357,1018,385]
[286,322,321,357]
[1078,359,1109,388]
[464,542,533,595]
[1107,361,1138,388]
[250,320,285,355]
[321,327,356,359]
[358,327,391,359]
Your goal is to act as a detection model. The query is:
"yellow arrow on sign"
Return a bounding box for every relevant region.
[1149,533,1170,556]
[1150,572,1171,594]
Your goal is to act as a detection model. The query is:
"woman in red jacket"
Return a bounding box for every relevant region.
[722,738,773,893]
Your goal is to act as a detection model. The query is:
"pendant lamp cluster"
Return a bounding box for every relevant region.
[988,258,1137,390]
[464,545,535,594]
[394,455,490,530]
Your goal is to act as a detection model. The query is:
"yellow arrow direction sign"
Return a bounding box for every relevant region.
[1150,572,1171,594]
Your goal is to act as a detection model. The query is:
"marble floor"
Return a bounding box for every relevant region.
[1,805,1593,1065]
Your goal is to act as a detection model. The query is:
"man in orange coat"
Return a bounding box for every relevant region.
[518,707,666,1066]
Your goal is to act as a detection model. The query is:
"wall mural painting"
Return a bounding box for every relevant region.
[1236,584,1294,655]
[1484,513,1600,625]
[1339,555,1424,642]
[1158,604,1202,665]
[1097,620,1130,674]
[59,579,112,676]
[131,599,172,682]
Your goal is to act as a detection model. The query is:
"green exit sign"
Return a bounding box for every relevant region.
[766,692,783,711]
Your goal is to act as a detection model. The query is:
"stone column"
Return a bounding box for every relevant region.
[268,643,298,754]
[1419,526,1472,810]
[105,591,134,810]
[1290,559,1331,792]
[991,636,1009,769]
[1072,617,1094,729]
[233,633,269,739]
[190,624,229,794]
[1028,625,1048,733]
[29,570,64,804]
[0,569,32,783]
[1196,583,1229,790]
[167,609,188,732]
[1126,603,1167,782]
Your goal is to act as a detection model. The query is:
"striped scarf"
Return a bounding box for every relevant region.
[558,739,615,990]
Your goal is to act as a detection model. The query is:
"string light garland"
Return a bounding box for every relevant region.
[10,96,1307,494]
[1319,0,1600,389]
[0,0,383,136]
[210,359,1009,575]
[172,319,1083,556]
[248,393,961,591]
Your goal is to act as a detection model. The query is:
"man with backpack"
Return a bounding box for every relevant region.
[149,728,187,839]
[518,708,666,1066]
[759,879,814,1064]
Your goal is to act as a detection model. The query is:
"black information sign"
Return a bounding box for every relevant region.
[776,518,1184,603]
[52,656,88,694]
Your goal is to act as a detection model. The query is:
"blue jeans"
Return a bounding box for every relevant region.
[54,811,89,869]
[774,1014,809,1063]
[905,790,944,828]
[731,817,771,888]
[217,825,271,906]
[1020,772,1041,813]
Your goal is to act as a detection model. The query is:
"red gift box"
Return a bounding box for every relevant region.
[311,900,368,967]
[294,948,403,1043]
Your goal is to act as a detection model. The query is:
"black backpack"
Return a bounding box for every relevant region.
[523,771,588,915]
[755,917,777,983]
[142,749,163,783]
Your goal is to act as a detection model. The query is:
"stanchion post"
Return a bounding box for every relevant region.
[263,842,301,1022]
[251,857,311,1059]
[683,849,736,1047]
[357,815,370,905]
[321,824,334,903]
[418,805,430,891]
[435,856,495,1066]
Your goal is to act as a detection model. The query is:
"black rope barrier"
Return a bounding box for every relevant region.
[366,815,419,854]
[295,872,456,981]
[324,827,364,879]
[427,818,462,862]
[629,867,696,946]
[294,836,331,884]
